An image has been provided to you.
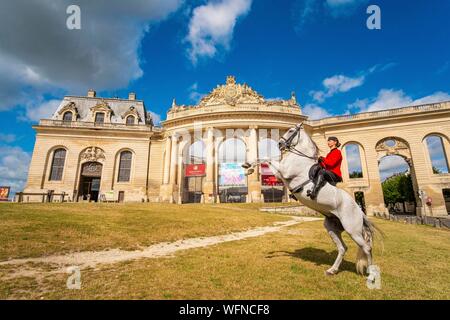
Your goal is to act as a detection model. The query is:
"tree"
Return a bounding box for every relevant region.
[432,166,442,174]
[382,173,415,210]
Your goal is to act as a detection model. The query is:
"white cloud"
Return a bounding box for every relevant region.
[0,0,183,114]
[351,89,450,113]
[149,111,162,126]
[186,0,252,64]
[294,0,368,32]
[18,99,61,122]
[379,155,409,181]
[188,82,206,103]
[311,74,365,102]
[0,146,31,196]
[0,134,16,144]
[303,103,332,120]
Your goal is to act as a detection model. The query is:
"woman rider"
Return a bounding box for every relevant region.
[308,136,343,200]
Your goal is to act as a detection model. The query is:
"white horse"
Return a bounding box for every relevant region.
[243,123,381,277]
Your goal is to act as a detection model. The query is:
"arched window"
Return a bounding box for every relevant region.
[258,139,281,161]
[126,115,135,126]
[49,148,66,181]
[95,112,105,124]
[63,111,73,122]
[345,143,363,178]
[188,141,206,164]
[425,135,449,174]
[218,138,246,163]
[118,151,132,182]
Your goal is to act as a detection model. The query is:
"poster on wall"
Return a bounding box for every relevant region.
[261,163,283,186]
[219,163,246,187]
[185,164,206,177]
[0,186,11,201]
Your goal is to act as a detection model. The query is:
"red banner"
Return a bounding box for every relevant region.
[185,164,206,177]
[0,186,10,201]
[262,175,283,186]
[260,163,274,175]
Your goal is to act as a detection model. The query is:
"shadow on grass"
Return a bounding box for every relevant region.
[266,247,356,274]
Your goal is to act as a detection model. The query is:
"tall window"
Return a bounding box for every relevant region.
[95,112,105,124]
[345,144,363,178]
[49,148,66,181]
[118,151,132,182]
[126,116,135,126]
[218,138,246,163]
[63,111,73,122]
[425,135,449,174]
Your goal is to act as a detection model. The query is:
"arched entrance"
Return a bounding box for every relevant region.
[217,138,248,203]
[79,162,103,202]
[259,138,284,202]
[182,141,206,204]
[376,137,420,215]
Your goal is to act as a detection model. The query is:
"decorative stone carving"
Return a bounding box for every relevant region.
[90,100,113,122]
[58,102,78,119]
[198,76,265,107]
[121,106,141,123]
[80,147,105,162]
[376,137,411,161]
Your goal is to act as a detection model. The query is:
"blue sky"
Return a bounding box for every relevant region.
[0,0,449,194]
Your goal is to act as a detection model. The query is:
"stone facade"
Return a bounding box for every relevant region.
[22,77,450,216]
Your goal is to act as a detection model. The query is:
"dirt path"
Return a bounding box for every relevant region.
[0,216,321,278]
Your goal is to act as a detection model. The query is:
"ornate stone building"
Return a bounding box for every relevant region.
[22,76,450,216]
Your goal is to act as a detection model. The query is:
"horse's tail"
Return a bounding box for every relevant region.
[356,215,384,275]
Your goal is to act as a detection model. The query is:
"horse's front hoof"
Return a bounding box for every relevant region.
[325,269,338,276]
[241,162,251,169]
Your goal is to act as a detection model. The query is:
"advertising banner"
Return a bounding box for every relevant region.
[0,186,10,201]
[219,163,246,187]
[261,163,283,186]
[185,164,206,177]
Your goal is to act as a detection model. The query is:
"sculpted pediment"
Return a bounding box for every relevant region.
[199,76,265,107]
[90,100,112,113]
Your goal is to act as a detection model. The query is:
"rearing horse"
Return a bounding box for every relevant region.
[243,123,381,277]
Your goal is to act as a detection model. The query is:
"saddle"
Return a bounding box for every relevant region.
[289,163,340,201]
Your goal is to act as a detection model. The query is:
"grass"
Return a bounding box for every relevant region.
[0,203,449,299]
[0,202,288,260]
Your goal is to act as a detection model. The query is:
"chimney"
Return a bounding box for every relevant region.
[87,89,96,98]
[128,92,136,101]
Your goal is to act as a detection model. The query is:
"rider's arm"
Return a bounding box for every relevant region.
[320,150,342,168]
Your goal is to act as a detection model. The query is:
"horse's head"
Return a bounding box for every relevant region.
[278,123,318,160]
[278,123,303,151]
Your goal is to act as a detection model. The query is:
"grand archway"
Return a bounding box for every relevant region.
[78,162,103,202]
[376,137,420,215]
[217,138,248,203]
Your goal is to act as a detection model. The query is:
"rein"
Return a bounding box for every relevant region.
[279,125,317,160]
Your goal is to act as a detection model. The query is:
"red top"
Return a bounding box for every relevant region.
[320,148,343,178]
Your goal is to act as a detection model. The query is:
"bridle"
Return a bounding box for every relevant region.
[278,123,317,160]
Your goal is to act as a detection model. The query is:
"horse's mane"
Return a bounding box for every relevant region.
[304,130,321,158]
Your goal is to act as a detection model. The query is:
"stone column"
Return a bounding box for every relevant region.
[247,126,262,202]
[364,149,387,216]
[203,127,215,203]
[163,137,171,184]
[160,134,178,203]
[169,135,178,185]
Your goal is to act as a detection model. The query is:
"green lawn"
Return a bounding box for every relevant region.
[0,203,288,260]
[0,203,449,299]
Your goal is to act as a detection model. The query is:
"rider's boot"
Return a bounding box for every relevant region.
[308,171,326,200]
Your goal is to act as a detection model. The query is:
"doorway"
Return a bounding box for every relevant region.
[443,189,450,214]
[354,191,366,214]
[78,162,102,202]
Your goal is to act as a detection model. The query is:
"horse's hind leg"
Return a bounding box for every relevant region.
[349,232,372,275]
[324,217,347,276]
